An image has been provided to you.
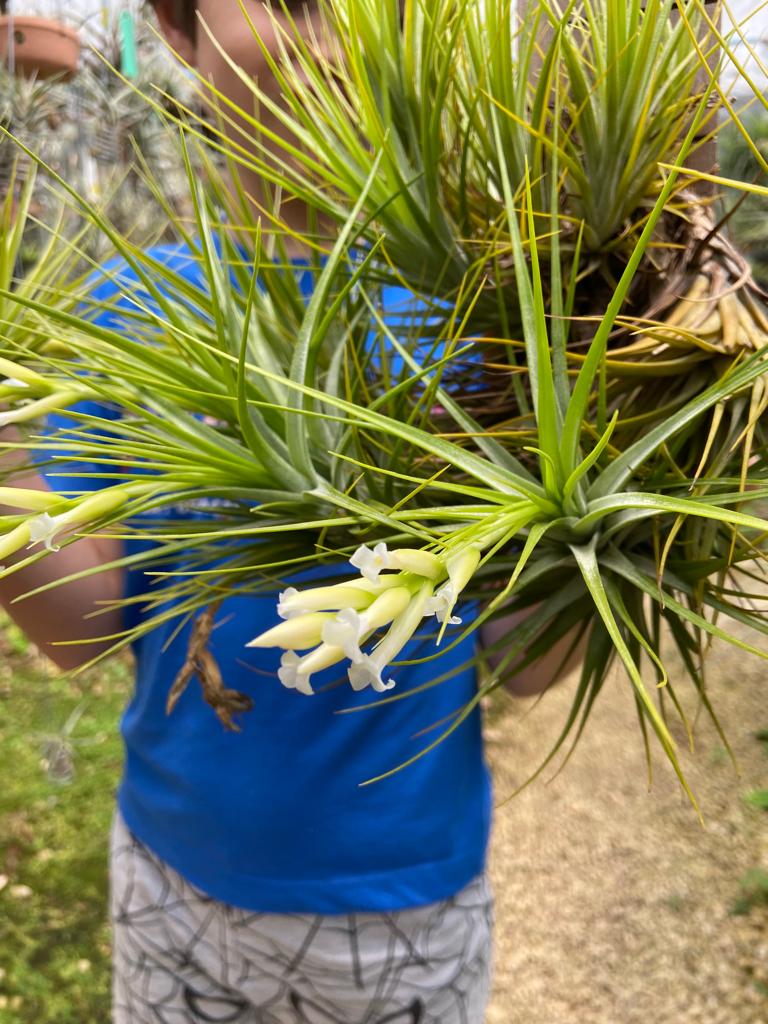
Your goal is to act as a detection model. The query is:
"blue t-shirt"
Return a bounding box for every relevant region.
[38,244,492,914]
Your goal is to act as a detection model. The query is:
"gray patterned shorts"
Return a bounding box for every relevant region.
[110,812,494,1024]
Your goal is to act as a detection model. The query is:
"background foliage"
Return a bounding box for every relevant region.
[0,610,129,1022]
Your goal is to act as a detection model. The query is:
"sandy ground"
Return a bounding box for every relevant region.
[484,623,768,1024]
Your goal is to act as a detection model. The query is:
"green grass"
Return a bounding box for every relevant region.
[0,612,130,1023]
[744,730,768,813]
[732,868,768,918]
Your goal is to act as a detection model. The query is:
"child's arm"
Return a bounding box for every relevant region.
[0,431,125,670]
[480,608,586,697]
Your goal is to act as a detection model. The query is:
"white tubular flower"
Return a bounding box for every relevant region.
[247,612,334,651]
[321,586,413,665]
[387,548,443,580]
[349,542,390,582]
[27,512,60,552]
[278,583,374,620]
[278,652,314,696]
[277,643,345,696]
[322,608,368,662]
[424,584,462,625]
[347,583,431,693]
[348,655,396,693]
[277,587,301,619]
[27,488,130,553]
[425,547,481,626]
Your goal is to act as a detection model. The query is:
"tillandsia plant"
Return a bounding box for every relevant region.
[0,162,97,360]
[77,5,202,235]
[0,0,766,804]
[169,0,718,298]
[166,0,768,466]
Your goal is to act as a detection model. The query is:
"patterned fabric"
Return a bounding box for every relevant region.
[110,814,494,1024]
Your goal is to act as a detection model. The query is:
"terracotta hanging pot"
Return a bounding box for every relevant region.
[0,17,80,80]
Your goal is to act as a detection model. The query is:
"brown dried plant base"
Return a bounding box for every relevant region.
[455,200,768,462]
[166,601,253,731]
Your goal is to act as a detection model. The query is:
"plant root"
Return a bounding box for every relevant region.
[166,601,253,731]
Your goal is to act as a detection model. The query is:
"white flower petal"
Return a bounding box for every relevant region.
[277,587,302,619]
[27,512,61,552]
[349,542,390,583]
[277,651,314,695]
[321,608,368,662]
[425,580,464,626]
[347,655,395,693]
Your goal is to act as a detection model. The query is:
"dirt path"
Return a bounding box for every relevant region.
[485,624,768,1024]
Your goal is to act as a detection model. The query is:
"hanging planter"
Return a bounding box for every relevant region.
[0,17,80,80]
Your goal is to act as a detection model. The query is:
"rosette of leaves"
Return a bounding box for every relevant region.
[0,122,765,808]
[0,2,766,806]
[166,1,768,483]
[0,67,69,191]
[168,1,714,302]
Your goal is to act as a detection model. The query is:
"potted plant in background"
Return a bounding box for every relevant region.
[0,8,79,81]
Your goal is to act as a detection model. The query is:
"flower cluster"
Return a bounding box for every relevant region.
[0,486,132,571]
[248,542,481,695]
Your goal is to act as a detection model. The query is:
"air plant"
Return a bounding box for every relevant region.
[0,0,766,808]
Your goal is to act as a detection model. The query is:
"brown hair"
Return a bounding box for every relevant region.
[146,0,196,40]
[147,1,315,44]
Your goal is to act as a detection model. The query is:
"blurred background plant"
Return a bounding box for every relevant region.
[73,4,202,246]
[0,0,200,265]
[719,111,768,285]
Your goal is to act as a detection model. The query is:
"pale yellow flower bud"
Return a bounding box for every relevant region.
[446,546,481,594]
[28,487,131,552]
[0,489,64,513]
[363,586,413,630]
[0,358,49,390]
[0,523,32,563]
[248,613,334,651]
[278,583,374,619]
[387,549,443,579]
[0,391,82,428]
